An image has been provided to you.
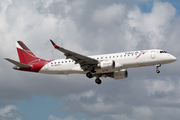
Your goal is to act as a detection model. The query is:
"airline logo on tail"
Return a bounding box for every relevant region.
[5,41,50,72]
[16,41,45,64]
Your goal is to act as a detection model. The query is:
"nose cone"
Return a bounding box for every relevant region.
[170,55,177,62]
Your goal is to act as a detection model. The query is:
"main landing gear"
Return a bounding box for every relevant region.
[156,64,161,74]
[85,66,96,78]
[95,78,102,84]
[86,72,102,85]
[86,72,93,78]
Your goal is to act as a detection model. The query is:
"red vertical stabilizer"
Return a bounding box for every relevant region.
[16,41,45,65]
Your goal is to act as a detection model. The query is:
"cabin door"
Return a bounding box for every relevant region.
[44,62,49,70]
[151,51,155,59]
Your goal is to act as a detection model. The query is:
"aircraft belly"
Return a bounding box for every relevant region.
[136,59,170,67]
[121,60,138,68]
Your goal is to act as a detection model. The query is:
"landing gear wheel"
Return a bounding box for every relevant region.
[95,78,102,84]
[156,70,160,74]
[86,72,93,78]
[155,64,161,74]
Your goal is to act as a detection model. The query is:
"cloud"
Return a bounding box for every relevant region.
[0,0,180,120]
[48,115,77,120]
[61,77,180,120]
[0,105,28,120]
[92,3,127,25]
[127,2,176,48]
[131,106,153,119]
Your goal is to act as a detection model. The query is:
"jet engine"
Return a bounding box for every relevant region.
[112,69,128,79]
[98,60,115,69]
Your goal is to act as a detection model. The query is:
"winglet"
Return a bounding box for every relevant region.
[50,39,60,49]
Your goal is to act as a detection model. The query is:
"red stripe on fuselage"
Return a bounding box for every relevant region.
[19,60,52,72]
[31,61,50,72]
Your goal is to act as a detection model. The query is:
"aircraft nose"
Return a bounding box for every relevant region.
[170,55,177,62]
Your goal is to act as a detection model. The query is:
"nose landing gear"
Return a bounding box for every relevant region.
[156,70,160,73]
[156,64,161,74]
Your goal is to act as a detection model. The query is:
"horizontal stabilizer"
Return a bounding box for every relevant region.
[4,58,32,68]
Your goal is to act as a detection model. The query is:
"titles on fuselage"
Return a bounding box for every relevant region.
[125,51,139,55]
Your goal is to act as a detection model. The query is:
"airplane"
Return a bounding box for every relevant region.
[5,40,177,84]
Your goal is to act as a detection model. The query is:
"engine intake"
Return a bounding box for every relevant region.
[112,69,128,79]
[98,60,115,69]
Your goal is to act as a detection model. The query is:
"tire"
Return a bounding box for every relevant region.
[95,78,102,84]
[156,70,160,74]
[86,72,93,78]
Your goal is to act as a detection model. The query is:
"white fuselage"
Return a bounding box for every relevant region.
[39,49,177,75]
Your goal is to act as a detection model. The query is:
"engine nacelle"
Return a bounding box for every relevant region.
[112,69,128,79]
[98,60,115,69]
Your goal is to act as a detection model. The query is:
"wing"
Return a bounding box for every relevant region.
[50,40,99,71]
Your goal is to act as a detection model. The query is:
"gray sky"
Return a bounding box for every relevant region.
[0,0,180,120]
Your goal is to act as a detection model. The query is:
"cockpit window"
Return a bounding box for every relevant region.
[160,51,168,53]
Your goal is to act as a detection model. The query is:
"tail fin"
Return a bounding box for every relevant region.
[16,41,45,64]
